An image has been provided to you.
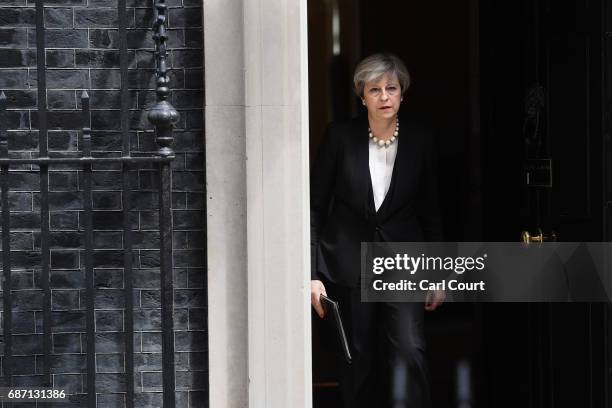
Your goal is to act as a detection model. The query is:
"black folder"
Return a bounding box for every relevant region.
[320,294,352,364]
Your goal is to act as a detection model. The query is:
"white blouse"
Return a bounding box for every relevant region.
[368,139,398,211]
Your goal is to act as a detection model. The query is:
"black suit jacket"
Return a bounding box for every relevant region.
[310,114,443,287]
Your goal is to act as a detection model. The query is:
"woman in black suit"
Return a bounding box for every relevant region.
[310,53,445,408]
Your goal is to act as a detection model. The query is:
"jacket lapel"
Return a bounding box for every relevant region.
[375,137,402,218]
[354,116,376,219]
[376,118,416,221]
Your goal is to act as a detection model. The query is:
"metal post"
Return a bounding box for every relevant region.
[81,91,96,408]
[0,92,12,389]
[118,0,135,404]
[35,0,52,386]
[148,1,178,406]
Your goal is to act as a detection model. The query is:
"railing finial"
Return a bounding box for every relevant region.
[80,91,91,157]
[148,0,178,158]
[0,91,6,117]
[0,91,7,157]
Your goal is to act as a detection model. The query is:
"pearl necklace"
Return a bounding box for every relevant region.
[368,117,399,148]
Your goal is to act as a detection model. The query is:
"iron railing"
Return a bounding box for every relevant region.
[0,0,178,406]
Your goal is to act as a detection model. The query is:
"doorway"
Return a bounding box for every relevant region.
[308,1,609,407]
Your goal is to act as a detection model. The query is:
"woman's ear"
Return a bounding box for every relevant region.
[362,99,366,106]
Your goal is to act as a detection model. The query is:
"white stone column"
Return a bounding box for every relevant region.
[205,0,312,407]
[204,0,248,407]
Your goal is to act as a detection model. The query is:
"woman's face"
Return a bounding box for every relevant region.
[362,72,402,121]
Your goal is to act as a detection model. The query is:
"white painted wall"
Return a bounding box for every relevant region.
[204,0,312,407]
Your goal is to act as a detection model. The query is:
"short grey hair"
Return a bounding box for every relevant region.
[353,53,411,97]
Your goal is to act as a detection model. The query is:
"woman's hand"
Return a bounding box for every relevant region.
[424,289,445,311]
[311,280,328,318]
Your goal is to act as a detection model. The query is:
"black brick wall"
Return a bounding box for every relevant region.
[0,0,206,406]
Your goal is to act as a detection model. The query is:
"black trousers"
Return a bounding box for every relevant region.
[326,281,431,408]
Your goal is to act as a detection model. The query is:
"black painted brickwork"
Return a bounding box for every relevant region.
[0,0,206,406]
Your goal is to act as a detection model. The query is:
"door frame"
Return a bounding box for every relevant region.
[204,0,312,407]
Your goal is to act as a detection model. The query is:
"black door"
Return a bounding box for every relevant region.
[481,1,608,407]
